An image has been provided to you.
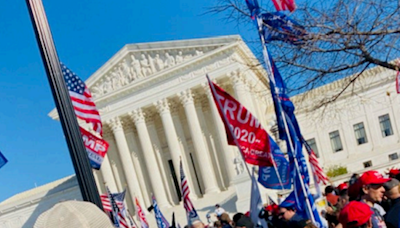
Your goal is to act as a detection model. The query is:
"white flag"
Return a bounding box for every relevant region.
[250,170,269,227]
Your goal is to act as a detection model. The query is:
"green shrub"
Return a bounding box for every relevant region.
[326,165,348,178]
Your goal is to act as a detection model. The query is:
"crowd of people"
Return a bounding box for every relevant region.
[201,169,400,228]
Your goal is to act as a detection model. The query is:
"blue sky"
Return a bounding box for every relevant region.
[0,0,264,201]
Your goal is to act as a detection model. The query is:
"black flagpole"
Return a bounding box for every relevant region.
[25,0,103,210]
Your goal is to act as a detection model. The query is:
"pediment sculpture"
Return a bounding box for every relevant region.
[90,48,208,98]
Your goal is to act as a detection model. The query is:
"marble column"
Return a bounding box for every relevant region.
[179,89,220,194]
[129,109,170,207]
[107,117,144,205]
[230,70,256,113]
[154,99,183,181]
[100,154,118,192]
[203,83,237,186]
[146,113,178,205]
[125,129,152,206]
[170,102,202,198]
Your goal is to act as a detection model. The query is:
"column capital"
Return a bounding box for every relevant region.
[129,108,145,124]
[178,89,194,106]
[107,117,123,132]
[154,98,170,115]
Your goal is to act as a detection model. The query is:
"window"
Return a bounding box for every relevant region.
[389,153,399,161]
[353,122,368,145]
[306,138,319,158]
[329,130,343,152]
[379,114,393,137]
[363,160,372,168]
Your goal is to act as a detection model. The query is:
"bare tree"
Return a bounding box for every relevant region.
[208,0,400,106]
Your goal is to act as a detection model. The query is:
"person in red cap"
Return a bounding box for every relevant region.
[358,170,390,228]
[339,201,374,228]
[387,169,400,179]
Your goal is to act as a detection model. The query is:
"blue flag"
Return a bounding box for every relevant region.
[267,51,303,141]
[280,167,325,228]
[245,0,260,20]
[152,195,170,228]
[261,12,307,45]
[0,151,8,169]
[258,136,291,189]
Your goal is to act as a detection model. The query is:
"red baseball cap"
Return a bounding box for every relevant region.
[389,169,400,176]
[339,201,373,228]
[359,170,390,186]
[338,182,348,191]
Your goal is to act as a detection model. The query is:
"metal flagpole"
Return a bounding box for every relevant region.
[25,0,103,209]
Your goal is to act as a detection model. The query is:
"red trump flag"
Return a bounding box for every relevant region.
[208,78,273,166]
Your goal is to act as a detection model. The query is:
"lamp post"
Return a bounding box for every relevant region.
[25,0,103,209]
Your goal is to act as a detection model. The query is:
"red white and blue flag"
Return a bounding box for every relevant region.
[135,197,149,228]
[101,188,129,228]
[152,195,170,228]
[180,160,200,225]
[80,127,109,170]
[303,139,329,185]
[61,63,103,136]
[271,0,296,12]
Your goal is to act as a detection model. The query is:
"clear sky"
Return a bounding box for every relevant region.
[0,0,263,201]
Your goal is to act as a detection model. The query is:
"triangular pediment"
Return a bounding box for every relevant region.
[85,35,243,99]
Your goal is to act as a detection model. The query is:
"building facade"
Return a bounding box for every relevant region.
[2,35,400,227]
[49,35,271,213]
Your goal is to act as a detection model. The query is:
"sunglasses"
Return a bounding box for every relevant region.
[278,211,287,217]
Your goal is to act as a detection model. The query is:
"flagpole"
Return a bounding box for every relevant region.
[253,15,316,223]
[25,0,102,209]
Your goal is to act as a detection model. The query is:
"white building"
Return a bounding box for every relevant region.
[1,35,399,227]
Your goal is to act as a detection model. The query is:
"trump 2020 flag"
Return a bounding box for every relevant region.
[258,136,291,190]
[152,195,170,228]
[80,127,109,170]
[208,78,273,166]
[0,151,7,169]
[262,12,307,45]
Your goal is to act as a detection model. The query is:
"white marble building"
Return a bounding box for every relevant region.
[2,35,400,227]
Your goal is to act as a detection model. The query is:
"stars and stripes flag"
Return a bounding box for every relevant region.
[180,160,200,225]
[303,139,329,185]
[135,197,149,228]
[271,0,296,12]
[101,187,130,228]
[61,63,103,136]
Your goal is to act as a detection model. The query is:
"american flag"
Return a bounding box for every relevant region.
[180,161,200,224]
[101,187,130,228]
[135,197,149,228]
[61,63,103,136]
[303,139,329,185]
[271,0,296,12]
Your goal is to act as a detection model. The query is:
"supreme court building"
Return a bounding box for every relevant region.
[50,35,271,211]
[2,35,400,227]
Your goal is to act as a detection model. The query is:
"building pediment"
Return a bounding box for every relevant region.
[85,35,243,99]
[49,35,267,119]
